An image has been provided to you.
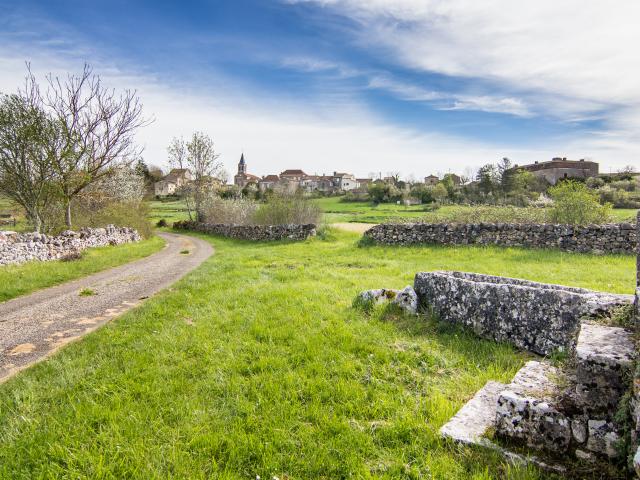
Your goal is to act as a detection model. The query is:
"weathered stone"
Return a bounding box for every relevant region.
[414,271,632,355]
[364,222,637,255]
[355,286,418,315]
[0,225,140,266]
[495,361,571,454]
[391,286,418,314]
[173,220,315,241]
[575,449,596,462]
[586,420,620,458]
[571,418,588,444]
[634,446,640,477]
[575,323,636,414]
[440,380,506,445]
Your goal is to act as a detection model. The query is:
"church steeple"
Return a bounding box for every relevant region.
[238,153,246,174]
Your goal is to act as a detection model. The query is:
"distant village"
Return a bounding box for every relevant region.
[154,155,608,197]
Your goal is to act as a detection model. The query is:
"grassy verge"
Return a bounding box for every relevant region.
[0,230,634,478]
[0,236,165,302]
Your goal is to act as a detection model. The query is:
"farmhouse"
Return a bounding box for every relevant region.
[154,168,193,196]
[515,157,599,185]
[424,175,439,186]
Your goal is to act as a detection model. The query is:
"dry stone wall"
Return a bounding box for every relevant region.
[173,220,316,241]
[414,271,633,355]
[0,225,140,266]
[365,222,637,254]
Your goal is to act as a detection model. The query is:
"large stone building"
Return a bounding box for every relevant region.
[514,157,598,185]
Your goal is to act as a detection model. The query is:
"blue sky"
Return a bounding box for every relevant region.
[1,0,639,177]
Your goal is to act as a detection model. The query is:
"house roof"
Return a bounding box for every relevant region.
[425,174,439,179]
[261,174,280,182]
[280,169,307,176]
[356,178,371,183]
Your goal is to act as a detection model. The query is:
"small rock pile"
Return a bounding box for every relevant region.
[0,225,140,266]
[354,286,418,315]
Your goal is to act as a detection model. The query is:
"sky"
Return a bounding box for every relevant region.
[1,0,639,179]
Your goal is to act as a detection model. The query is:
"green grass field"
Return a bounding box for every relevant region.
[148,198,191,225]
[0,236,165,302]
[315,196,638,224]
[0,229,635,478]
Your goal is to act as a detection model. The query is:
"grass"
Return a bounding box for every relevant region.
[0,229,635,478]
[149,198,191,225]
[0,236,165,302]
[79,288,96,297]
[315,196,639,224]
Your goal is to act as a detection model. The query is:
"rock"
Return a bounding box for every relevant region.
[586,420,620,458]
[575,323,636,414]
[391,286,418,314]
[356,286,418,315]
[363,222,637,255]
[634,446,640,477]
[571,418,588,444]
[0,226,140,266]
[575,449,596,462]
[495,361,571,454]
[414,271,632,355]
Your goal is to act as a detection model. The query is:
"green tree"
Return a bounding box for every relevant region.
[0,94,57,232]
[432,183,448,204]
[548,180,612,225]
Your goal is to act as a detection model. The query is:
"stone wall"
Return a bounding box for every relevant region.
[0,225,141,266]
[365,222,637,254]
[414,271,633,355]
[173,220,316,241]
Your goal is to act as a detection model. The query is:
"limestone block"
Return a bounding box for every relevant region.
[575,323,636,414]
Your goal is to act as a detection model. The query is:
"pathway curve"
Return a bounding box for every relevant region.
[0,232,213,383]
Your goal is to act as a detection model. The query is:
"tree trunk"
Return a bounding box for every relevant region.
[65,201,72,228]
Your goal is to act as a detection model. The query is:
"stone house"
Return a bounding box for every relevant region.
[258,174,280,192]
[332,172,359,191]
[514,157,599,185]
[154,168,193,196]
[424,175,439,186]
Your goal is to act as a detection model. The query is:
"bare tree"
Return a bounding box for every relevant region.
[0,93,57,232]
[24,64,150,228]
[167,136,187,170]
[185,131,224,221]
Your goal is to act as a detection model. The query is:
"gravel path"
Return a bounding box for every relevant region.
[0,232,213,383]
[332,222,376,233]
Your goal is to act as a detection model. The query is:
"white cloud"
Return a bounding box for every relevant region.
[2,4,639,178]
[291,1,640,138]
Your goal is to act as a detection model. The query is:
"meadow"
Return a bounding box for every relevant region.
[0,228,636,478]
[315,196,639,224]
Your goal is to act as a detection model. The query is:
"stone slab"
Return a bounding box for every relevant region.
[575,322,636,413]
[440,380,506,445]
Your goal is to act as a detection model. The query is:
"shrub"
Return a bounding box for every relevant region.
[198,193,321,226]
[199,197,257,225]
[548,180,612,225]
[253,194,322,225]
[156,218,168,228]
[72,201,153,238]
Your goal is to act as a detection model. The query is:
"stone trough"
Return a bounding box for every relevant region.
[414,271,633,356]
